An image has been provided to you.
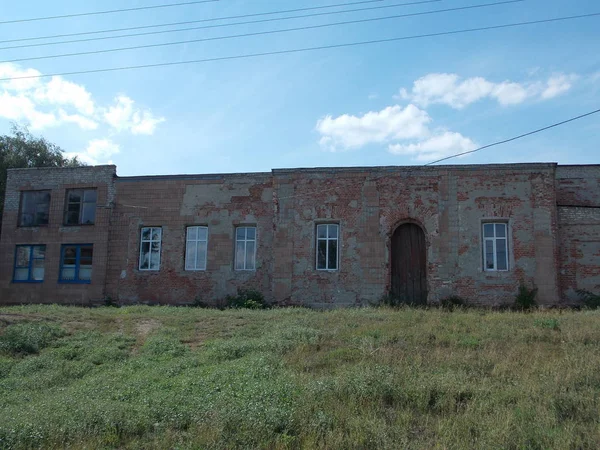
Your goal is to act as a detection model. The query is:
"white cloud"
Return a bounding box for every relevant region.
[33,77,95,115]
[315,103,477,162]
[398,72,578,109]
[57,110,98,130]
[65,139,120,165]
[316,104,430,151]
[388,131,477,162]
[0,92,57,130]
[104,95,165,135]
[0,63,165,136]
[541,74,579,99]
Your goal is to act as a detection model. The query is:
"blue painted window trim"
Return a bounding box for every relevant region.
[59,244,93,284]
[13,245,46,283]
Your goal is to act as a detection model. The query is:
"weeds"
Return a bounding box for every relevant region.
[0,306,598,449]
[514,283,538,311]
[0,322,65,356]
[226,289,267,309]
[577,289,600,309]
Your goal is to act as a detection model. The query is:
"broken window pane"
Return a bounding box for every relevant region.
[246,241,256,270]
[328,240,338,270]
[19,191,50,227]
[317,240,327,270]
[496,239,508,270]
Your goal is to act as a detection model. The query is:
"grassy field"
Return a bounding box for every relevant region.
[0,305,599,449]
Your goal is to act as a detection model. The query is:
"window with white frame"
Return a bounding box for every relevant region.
[483,222,509,271]
[235,226,256,271]
[139,227,162,271]
[316,224,339,271]
[185,226,208,271]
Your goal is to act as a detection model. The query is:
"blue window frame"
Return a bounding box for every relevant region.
[59,244,93,284]
[13,245,46,283]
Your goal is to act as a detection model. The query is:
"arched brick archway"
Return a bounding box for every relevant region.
[390,223,428,305]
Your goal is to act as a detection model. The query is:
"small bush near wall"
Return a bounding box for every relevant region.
[577,290,600,309]
[514,283,538,311]
[439,296,468,311]
[379,293,428,308]
[226,289,267,309]
[0,323,65,356]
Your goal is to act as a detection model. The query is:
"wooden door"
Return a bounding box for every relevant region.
[391,223,427,305]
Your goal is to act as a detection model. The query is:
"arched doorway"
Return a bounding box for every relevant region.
[390,223,427,305]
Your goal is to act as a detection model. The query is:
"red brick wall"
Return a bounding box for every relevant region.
[0,163,579,307]
[272,164,560,307]
[558,207,600,303]
[0,166,116,305]
[105,174,274,305]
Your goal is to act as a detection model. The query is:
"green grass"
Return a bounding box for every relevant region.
[0,306,599,449]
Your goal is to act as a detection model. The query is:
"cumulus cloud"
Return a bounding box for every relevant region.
[65,139,120,165]
[316,104,431,151]
[541,74,579,99]
[315,103,477,162]
[388,131,477,162]
[0,63,164,135]
[398,72,579,109]
[104,96,165,135]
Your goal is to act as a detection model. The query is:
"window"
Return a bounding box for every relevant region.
[316,224,339,271]
[235,227,256,271]
[185,226,208,271]
[483,223,509,271]
[59,244,93,283]
[13,245,46,283]
[64,189,97,225]
[19,191,51,227]
[139,227,162,271]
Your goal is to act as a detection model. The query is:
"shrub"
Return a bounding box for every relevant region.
[534,318,560,330]
[514,283,538,311]
[226,289,267,309]
[0,322,65,356]
[576,290,600,309]
[379,292,427,308]
[103,296,119,308]
[439,296,467,311]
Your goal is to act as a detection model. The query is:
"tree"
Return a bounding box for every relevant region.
[0,125,84,234]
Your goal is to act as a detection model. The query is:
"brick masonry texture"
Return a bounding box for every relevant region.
[1,163,598,307]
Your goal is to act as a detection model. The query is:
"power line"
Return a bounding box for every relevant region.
[276,108,600,202]
[1,12,598,82]
[0,1,524,64]
[0,0,440,49]
[0,1,220,26]
[425,108,600,165]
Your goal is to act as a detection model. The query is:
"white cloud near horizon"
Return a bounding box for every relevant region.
[65,139,120,166]
[0,63,165,135]
[388,131,477,162]
[316,105,431,151]
[315,104,477,161]
[397,72,579,109]
[104,96,166,135]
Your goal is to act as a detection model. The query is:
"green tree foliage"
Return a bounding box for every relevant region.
[0,125,84,234]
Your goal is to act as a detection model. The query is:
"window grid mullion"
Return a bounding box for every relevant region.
[28,246,34,281]
[78,192,84,224]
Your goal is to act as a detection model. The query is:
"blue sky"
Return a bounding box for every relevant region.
[0,0,598,176]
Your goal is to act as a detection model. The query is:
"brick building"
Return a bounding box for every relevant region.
[0,163,598,307]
